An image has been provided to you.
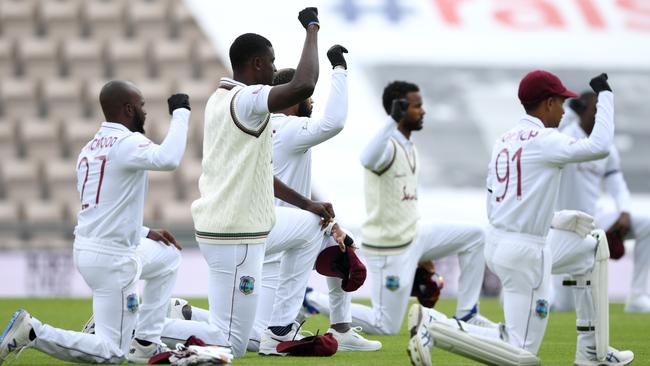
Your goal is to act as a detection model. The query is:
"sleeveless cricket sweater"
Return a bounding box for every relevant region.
[191,82,275,244]
[362,138,420,255]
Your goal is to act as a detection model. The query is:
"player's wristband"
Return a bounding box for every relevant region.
[307,21,320,29]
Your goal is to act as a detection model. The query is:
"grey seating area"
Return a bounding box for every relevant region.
[0,0,228,250]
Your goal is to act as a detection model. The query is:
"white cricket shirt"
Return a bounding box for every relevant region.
[556,122,631,215]
[272,68,347,204]
[486,91,614,237]
[74,109,190,255]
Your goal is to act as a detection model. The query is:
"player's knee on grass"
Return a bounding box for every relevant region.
[374,313,403,335]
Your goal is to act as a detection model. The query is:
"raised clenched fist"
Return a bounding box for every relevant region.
[589,73,611,93]
[390,99,409,123]
[327,44,348,70]
[167,93,191,115]
[298,7,319,30]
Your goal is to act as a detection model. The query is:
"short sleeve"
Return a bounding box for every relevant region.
[232,84,272,131]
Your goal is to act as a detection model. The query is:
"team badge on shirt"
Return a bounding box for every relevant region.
[385,276,400,291]
[126,293,139,313]
[535,299,549,319]
[239,276,255,295]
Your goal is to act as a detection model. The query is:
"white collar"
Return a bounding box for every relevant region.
[220,77,247,87]
[101,122,131,132]
[392,129,413,147]
[520,115,546,129]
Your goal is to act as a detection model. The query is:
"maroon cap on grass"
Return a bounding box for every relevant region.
[518,70,578,105]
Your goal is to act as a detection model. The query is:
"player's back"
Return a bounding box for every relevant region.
[74,123,145,253]
[486,116,564,237]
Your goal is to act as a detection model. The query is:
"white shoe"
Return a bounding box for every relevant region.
[574,346,634,366]
[127,339,170,364]
[258,324,304,356]
[327,327,381,352]
[464,313,499,329]
[407,303,424,337]
[168,298,192,320]
[456,305,499,329]
[81,315,95,334]
[406,304,433,366]
[0,309,33,365]
[624,293,650,313]
[407,303,451,337]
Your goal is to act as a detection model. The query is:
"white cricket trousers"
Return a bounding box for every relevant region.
[135,241,225,349]
[29,246,142,363]
[350,221,485,335]
[248,207,324,346]
[484,228,551,355]
[198,242,265,358]
[30,238,213,363]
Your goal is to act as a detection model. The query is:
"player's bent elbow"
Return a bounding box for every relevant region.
[157,157,182,171]
[292,80,316,100]
[590,147,610,160]
[326,124,344,136]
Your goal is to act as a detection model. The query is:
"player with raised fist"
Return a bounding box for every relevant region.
[408,71,634,366]
[0,82,222,365]
[341,80,496,340]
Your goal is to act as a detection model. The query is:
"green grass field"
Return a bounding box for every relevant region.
[0,298,648,365]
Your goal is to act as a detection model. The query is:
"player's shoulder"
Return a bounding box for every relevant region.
[114,131,152,151]
[236,83,272,100]
[271,114,309,135]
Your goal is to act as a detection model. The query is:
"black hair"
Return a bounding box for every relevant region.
[382,81,419,114]
[568,91,597,115]
[229,33,273,72]
[273,68,296,86]
[523,100,543,113]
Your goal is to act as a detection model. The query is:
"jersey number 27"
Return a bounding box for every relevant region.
[78,155,107,208]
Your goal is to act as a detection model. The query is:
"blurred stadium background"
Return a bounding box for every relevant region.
[0,0,648,301]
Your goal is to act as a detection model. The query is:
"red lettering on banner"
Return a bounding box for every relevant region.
[618,0,650,31]
[494,0,565,30]
[432,0,470,26]
[428,0,650,32]
[576,0,606,29]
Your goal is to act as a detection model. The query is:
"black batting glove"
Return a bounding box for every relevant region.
[589,73,612,93]
[298,7,319,30]
[327,44,348,69]
[390,99,409,123]
[167,93,191,115]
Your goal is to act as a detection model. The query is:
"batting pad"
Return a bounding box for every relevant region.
[591,229,610,361]
[427,322,540,366]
